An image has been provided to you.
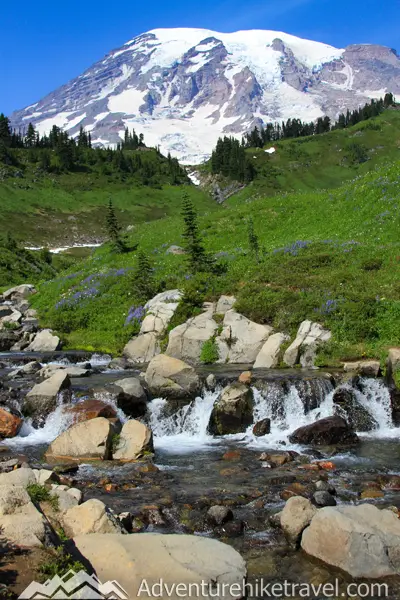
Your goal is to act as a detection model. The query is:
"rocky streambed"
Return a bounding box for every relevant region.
[2,285,400,597]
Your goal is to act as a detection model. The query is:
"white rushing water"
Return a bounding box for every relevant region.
[2,377,398,452]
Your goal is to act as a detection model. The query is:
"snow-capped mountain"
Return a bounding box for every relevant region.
[10,28,400,163]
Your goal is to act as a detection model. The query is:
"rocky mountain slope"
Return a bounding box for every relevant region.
[10,28,400,163]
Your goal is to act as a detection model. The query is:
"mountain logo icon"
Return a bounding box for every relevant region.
[18,569,129,599]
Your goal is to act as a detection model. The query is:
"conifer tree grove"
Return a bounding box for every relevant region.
[181,193,209,273]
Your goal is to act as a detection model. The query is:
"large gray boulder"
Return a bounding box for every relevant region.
[145,354,200,399]
[0,467,37,487]
[45,417,114,463]
[113,419,154,461]
[3,284,36,301]
[166,305,218,364]
[123,332,160,364]
[216,310,273,364]
[343,360,381,377]
[332,387,378,431]
[0,484,48,547]
[302,504,400,578]
[209,383,254,435]
[112,377,148,417]
[140,289,182,335]
[24,370,71,426]
[281,496,317,546]
[254,332,290,368]
[283,320,331,367]
[26,329,61,352]
[63,499,122,537]
[215,295,236,314]
[387,347,400,382]
[73,533,247,599]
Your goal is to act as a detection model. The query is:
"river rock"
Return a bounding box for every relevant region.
[313,490,337,507]
[166,306,218,364]
[0,484,48,547]
[332,387,378,431]
[123,331,160,364]
[112,377,148,416]
[26,329,61,352]
[216,310,273,364]
[252,418,271,437]
[216,295,236,314]
[343,360,381,377]
[113,419,154,461]
[0,305,12,319]
[34,469,60,485]
[66,399,117,423]
[387,348,400,382]
[207,505,234,526]
[0,330,20,351]
[24,370,71,426]
[63,499,122,536]
[50,485,82,513]
[45,417,114,463]
[254,333,290,369]
[280,496,317,546]
[0,309,22,326]
[73,533,247,598]
[3,284,36,301]
[0,408,23,438]
[145,354,200,399]
[289,416,359,446]
[283,321,331,367]
[0,466,37,487]
[208,383,253,435]
[140,289,182,335]
[301,504,400,578]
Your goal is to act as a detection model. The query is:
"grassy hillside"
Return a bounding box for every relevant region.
[202,108,400,200]
[31,160,400,363]
[0,147,215,244]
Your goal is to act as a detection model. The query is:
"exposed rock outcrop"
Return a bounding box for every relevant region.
[283,321,331,368]
[209,383,253,435]
[145,354,200,399]
[45,417,115,463]
[24,370,71,426]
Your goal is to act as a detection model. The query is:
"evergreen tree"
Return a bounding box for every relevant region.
[247,216,259,262]
[181,193,209,272]
[384,92,395,108]
[105,199,126,252]
[0,114,11,146]
[25,123,36,147]
[133,251,156,301]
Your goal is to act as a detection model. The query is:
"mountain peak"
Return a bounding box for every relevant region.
[10,27,400,164]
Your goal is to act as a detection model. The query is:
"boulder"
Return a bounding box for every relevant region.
[0,305,12,319]
[3,284,36,301]
[145,354,200,399]
[289,416,359,446]
[332,387,378,431]
[206,505,234,526]
[216,310,273,364]
[123,332,160,364]
[283,321,331,367]
[26,329,61,352]
[166,245,186,255]
[113,419,154,461]
[45,417,114,463]
[50,485,82,513]
[301,504,400,578]
[20,361,42,375]
[112,377,148,417]
[216,295,236,314]
[24,370,71,426]
[66,399,117,424]
[281,496,317,546]
[252,418,271,437]
[387,348,400,382]
[73,533,247,598]
[0,330,20,351]
[34,469,60,486]
[343,360,381,377]
[39,364,90,379]
[140,289,182,335]
[0,310,22,326]
[166,306,218,364]
[0,408,22,438]
[313,491,337,507]
[208,383,254,435]
[254,333,290,369]
[0,484,48,547]
[0,466,37,487]
[238,371,252,385]
[63,499,122,536]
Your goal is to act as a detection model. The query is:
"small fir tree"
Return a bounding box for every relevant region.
[248,216,259,262]
[181,193,209,272]
[133,251,156,301]
[105,199,126,252]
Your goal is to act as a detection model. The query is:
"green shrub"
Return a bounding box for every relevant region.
[200,337,219,364]
[38,547,86,580]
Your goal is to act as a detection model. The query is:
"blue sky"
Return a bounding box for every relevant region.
[2,0,399,115]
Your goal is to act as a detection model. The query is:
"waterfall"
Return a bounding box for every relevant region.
[147,390,220,452]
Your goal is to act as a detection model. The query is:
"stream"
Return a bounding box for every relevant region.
[1,352,400,595]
